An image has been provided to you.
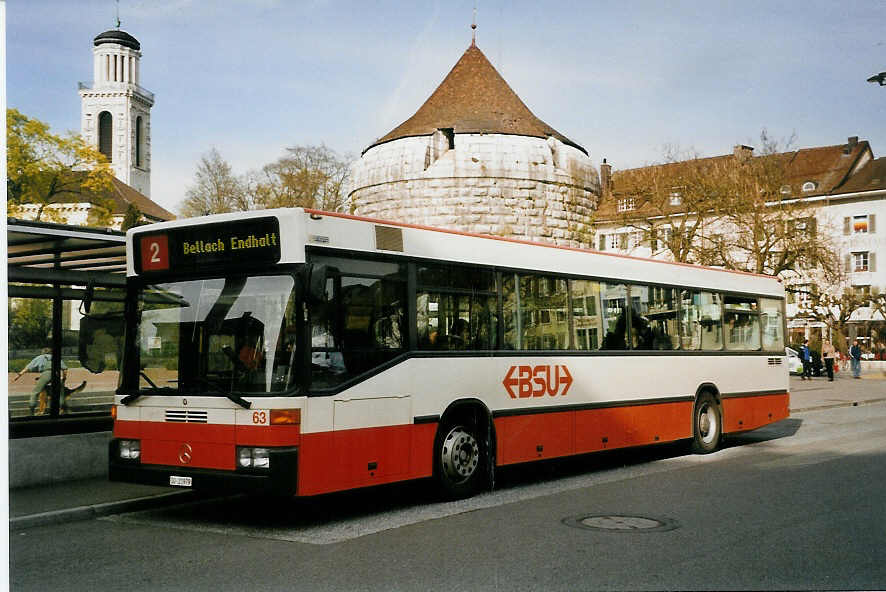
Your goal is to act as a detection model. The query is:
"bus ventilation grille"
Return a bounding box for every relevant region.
[375,225,403,252]
[767,358,782,366]
[165,409,209,423]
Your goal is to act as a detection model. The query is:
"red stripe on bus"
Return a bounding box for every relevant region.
[495,400,694,465]
[296,423,435,496]
[721,393,789,433]
[113,392,788,494]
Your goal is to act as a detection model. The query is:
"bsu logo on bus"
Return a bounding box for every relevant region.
[502,365,573,398]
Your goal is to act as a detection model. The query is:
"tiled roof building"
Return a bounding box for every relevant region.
[351,41,600,248]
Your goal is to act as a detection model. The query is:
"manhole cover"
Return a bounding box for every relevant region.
[562,514,679,533]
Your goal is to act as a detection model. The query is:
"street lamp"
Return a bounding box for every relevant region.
[867,72,886,86]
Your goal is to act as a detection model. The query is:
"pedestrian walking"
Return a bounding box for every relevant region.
[822,339,836,381]
[849,340,863,379]
[800,339,812,380]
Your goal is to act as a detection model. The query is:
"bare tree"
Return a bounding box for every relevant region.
[179,148,246,217]
[609,147,726,263]
[249,144,351,212]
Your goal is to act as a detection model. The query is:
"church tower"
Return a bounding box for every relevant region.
[79,28,154,197]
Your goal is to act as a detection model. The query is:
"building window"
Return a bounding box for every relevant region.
[98,111,113,162]
[802,181,817,192]
[669,191,682,206]
[853,252,869,272]
[853,215,869,233]
[630,232,643,249]
[135,116,143,168]
[609,234,620,250]
[853,285,871,299]
[780,185,791,195]
[617,198,635,212]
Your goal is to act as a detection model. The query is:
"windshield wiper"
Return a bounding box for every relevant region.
[122,373,177,405]
[187,376,252,409]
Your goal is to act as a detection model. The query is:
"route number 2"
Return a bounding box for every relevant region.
[252,411,267,424]
[140,235,169,271]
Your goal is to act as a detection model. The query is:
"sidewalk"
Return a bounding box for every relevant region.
[9,371,885,530]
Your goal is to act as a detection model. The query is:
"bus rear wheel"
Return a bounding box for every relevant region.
[436,422,485,499]
[691,393,721,454]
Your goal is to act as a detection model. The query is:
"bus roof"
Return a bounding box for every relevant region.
[128,208,784,298]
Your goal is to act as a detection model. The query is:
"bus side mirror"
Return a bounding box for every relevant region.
[79,311,125,374]
[307,264,328,304]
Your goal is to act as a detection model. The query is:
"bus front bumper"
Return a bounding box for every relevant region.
[109,441,299,496]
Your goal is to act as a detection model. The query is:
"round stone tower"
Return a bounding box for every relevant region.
[350,41,599,248]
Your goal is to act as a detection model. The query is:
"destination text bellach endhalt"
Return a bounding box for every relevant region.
[136,218,281,274]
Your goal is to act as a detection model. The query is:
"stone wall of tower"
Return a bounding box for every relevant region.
[350,133,600,248]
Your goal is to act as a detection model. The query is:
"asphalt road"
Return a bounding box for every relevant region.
[11,402,886,591]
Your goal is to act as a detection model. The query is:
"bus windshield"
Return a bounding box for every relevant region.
[135,274,300,396]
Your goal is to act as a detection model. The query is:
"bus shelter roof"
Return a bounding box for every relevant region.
[7,218,127,287]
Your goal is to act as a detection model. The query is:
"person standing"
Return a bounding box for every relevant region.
[800,339,812,380]
[849,340,863,379]
[821,339,836,381]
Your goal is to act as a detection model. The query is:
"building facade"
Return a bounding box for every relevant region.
[350,42,600,248]
[592,138,886,353]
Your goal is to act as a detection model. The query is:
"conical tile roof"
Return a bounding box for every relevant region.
[367,43,586,154]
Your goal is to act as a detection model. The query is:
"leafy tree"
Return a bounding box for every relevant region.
[9,298,52,350]
[7,108,115,225]
[178,148,247,217]
[120,203,148,230]
[249,144,351,212]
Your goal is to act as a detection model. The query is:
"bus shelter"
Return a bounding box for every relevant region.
[7,219,126,437]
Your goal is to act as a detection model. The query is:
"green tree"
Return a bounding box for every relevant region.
[7,108,115,225]
[9,298,52,350]
[121,203,148,230]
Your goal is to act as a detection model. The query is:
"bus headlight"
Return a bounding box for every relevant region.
[237,447,270,469]
[119,439,141,460]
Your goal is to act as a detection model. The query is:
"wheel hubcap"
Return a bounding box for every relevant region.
[698,404,718,444]
[441,426,480,484]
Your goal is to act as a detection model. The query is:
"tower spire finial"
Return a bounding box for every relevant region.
[115,0,121,29]
[471,3,477,46]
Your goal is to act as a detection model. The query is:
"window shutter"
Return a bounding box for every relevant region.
[870,252,877,273]
[598,234,606,251]
[870,214,876,234]
[843,217,851,235]
[844,254,851,273]
[648,228,658,250]
[619,234,628,250]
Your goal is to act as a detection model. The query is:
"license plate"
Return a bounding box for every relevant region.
[169,475,192,487]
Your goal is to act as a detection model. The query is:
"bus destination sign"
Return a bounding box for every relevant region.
[136,217,281,274]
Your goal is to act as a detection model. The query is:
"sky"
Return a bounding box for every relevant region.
[7,0,886,216]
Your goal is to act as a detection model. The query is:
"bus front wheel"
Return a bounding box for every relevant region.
[691,393,721,454]
[435,422,485,499]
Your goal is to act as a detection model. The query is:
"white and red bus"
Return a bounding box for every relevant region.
[100,208,789,498]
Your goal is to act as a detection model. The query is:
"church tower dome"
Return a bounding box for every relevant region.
[79,26,154,196]
[350,41,599,248]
